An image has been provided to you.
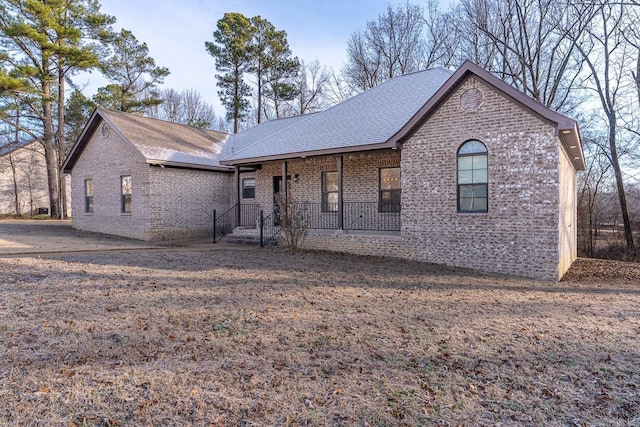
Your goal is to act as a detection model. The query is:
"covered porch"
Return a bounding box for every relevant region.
[215,149,402,245]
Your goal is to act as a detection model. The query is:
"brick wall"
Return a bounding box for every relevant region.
[401,76,565,280]
[301,230,405,258]
[70,119,232,241]
[148,166,233,241]
[70,122,152,240]
[252,151,401,225]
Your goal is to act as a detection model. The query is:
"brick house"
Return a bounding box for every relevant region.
[0,140,70,216]
[220,61,584,280]
[61,108,233,241]
[62,61,584,280]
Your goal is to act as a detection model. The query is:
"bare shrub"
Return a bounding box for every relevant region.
[275,193,308,250]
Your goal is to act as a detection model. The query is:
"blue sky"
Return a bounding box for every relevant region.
[81,0,423,116]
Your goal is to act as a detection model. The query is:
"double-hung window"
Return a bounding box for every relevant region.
[242,178,255,199]
[121,175,132,213]
[379,167,401,212]
[321,171,338,212]
[84,179,93,213]
[457,140,488,213]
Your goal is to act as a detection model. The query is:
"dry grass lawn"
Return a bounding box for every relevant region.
[0,247,639,426]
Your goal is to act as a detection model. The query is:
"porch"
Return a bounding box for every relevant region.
[213,201,401,246]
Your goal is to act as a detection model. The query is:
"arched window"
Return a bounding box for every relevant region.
[457,140,488,213]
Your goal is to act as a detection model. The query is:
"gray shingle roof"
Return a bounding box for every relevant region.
[223,67,454,162]
[221,114,316,159]
[100,109,230,169]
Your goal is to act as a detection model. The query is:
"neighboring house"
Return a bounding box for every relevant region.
[62,61,584,280]
[0,139,62,216]
[61,108,232,241]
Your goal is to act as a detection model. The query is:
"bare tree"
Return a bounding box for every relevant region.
[148,88,226,131]
[574,1,637,253]
[325,70,355,106]
[343,2,425,91]
[578,131,612,256]
[285,60,331,115]
[181,89,218,128]
[4,142,21,217]
[16,145,46,218]
[151,88,182,123]
[423,0,457,68]
[456,0,594,113]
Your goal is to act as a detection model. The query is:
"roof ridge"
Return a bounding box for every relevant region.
[98,107,230,138]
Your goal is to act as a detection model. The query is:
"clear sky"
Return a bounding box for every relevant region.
[80,0,419,117]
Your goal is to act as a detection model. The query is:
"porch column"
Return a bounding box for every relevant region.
[281,160,288,205]
[235,166,241,226]
[337,155,343,230]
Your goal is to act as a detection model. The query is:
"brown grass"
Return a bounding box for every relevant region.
[0,248,639,426]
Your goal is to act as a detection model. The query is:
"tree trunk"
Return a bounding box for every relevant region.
[608,114,635,253]
[257,70,262,124]
[42,78,60,218]
[57,62,67,219]
[9,152,20,217]
[232,64,241,134]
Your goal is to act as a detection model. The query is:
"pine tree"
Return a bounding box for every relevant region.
[94,29,169,113]
[0,0,114,218]
[205,12,254,133]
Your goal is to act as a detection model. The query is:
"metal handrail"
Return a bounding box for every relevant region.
[260,210,281,247]
[213,204,260,243]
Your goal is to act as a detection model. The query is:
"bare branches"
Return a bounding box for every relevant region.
[343,3,426,91]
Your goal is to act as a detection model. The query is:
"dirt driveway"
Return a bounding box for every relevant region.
[0,220,196,255]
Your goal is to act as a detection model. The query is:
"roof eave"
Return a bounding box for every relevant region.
[558,124,585,171]
[146,159,234,172]
[220,141,397,166]
[61,108,102,173]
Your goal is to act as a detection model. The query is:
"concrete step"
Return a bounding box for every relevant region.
[222,227,281,246]
[224,233,260,245]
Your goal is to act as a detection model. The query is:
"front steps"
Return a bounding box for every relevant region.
[222,227,260,245]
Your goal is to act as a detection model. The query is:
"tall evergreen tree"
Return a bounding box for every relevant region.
[249,16,300,122]
[94,29,169,113]
[64,88,93,147]
[205,12,254,133]
[0,0,113,218]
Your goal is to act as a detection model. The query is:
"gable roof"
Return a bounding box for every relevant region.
[221,67,454,164]
[222,61,584,171]
[62,108,231,173]
[0,139,37,157]
[390,60,585,170]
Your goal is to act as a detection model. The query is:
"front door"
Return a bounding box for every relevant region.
[273,176,289,226]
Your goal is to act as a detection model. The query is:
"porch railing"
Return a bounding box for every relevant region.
[284,201,401,232]
[212,203,260,243]
[214,201,400,244]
